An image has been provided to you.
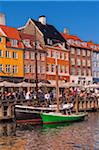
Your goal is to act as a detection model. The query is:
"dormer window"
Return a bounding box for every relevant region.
[76,40,81,46]
[11,39,18,47]
[68,39,74,44]
[23,39,31,48]
[82,42,87,47]
[47,38,52,45]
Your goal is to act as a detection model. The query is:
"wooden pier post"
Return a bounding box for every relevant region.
[0,106,4,118]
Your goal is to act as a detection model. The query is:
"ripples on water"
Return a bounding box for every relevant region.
[0,112,98,150]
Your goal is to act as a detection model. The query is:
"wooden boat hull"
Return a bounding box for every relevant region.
[15,106,42,124]
[40,112,87,124]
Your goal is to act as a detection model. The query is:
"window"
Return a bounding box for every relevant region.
[24,51,29,59]
[47,39,52,45]
[37,53,40,60]
[30,52,34,60]
[98,72,99,78]
[40,66,45,74]
[56,51,60,59]
[76,48,80,55]
[51,64,55,72]
[41,53,45,61]
[66,66,69,74]
[47,50,50,57]
[87,69,91,76]
[71,47,75,54]
[61,52,64,60]
[87,50,90,57]
[93,61,97,67]
[82,50,86,56]
[0,37,2,43]
[65,53,68,60]
[0,50,3,57]
[58,65,60,73]
[87,60,90,67]
[82,69,86,76]
[5,51,10,58]
[77,68,81,75]
[82,59,86,66]
[76,40,81,46]
[97,62,99,67]
[23,39,31,48]
[97,54,99,60]
[77,59,81,66]
[46,64,50,72]
[0,64,2,72]
[30,65,34,73]
[82,42,87,47]
[61,65,65,73]
[12,52,17,59]
[93,71,96,78]
[13,65,18,74]
[11,39,18,47]
[71,67,75,75]
[68,39,74,44]
[52,51,55,58]
[93,52,96,58]
[24,65,29,73]
[6,65,11,73]
[71,58,75,65]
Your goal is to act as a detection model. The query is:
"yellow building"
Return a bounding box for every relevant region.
[0,25,24,82]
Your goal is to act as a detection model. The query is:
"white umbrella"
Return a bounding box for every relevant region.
[0,81,16,87]
[15,81,35,87]
[85,84,99,88]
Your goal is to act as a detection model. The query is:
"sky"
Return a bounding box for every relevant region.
[0,1,99,43]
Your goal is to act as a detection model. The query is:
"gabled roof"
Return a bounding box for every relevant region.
[0,25,21,40]
[31,19,66,43]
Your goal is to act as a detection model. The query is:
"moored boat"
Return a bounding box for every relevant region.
[40,112,87,124]
[15,105,42,124]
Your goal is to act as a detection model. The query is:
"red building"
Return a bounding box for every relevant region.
[62,29,92,85]
[19,32,46,82]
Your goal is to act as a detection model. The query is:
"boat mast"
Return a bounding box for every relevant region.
[75,93,79,113]
[56,58,60,112]
[34,26,38,99]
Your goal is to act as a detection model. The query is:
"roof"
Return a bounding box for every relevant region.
[31,19,66,43]
[61,33,82,42]
[61,33,91,49]
[0,25,21,40]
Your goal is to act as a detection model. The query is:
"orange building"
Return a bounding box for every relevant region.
[0,25,24,82]
[46,44,70,86]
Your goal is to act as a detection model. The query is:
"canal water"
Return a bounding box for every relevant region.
[0,112,98,150]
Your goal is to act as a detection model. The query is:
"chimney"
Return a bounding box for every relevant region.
[39,15,46,25]
[0,13,6,25]
[64,28,69,34]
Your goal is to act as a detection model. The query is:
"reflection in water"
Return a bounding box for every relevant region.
[0,122,16,136]
[0,112,98,150]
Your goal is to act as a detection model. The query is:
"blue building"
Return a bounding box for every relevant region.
[88,41,99,83]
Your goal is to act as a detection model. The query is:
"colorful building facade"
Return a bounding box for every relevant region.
[18,16,70,86]
[0,25,24,82]
[88,41,99,83]
[62,31,92,85]
[19,32,46,82]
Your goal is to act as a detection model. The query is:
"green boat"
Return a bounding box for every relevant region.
[40,112,87,124]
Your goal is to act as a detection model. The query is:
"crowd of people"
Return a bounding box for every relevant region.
[0,87,98,104]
